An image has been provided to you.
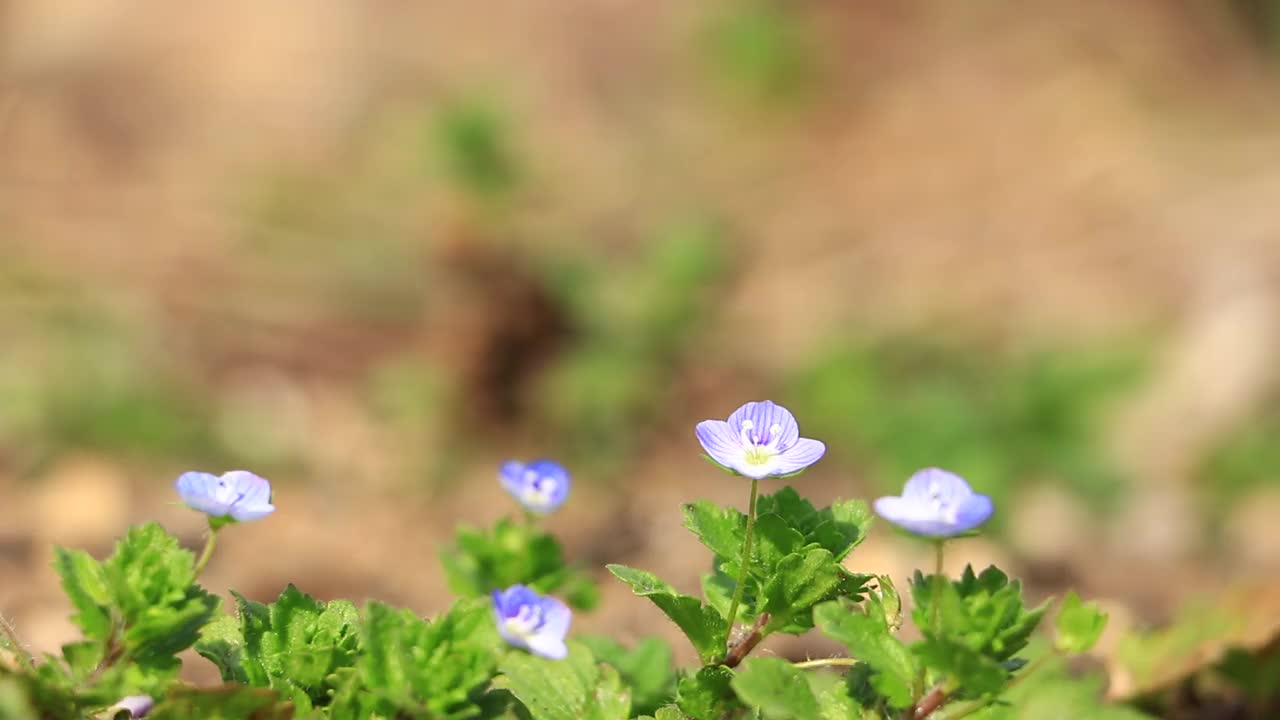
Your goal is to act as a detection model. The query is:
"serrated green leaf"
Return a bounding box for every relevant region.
[578,636,675,716]
[675,666,737,720]
[441,518,597,611]
[761,549,843,633]
[916,637,1007,696]
[814,599,915,708]
[214,584,360,706]
[356,598,501,719]
[194,614,251,685]
[52,547,111,643]
[753,514,807,572]
[911,565,1047,662]
[812,499,873,561]
[731,657,820,720]
[1055,592,1108,654]
[682,501,746,561]
[652,706,685,720]
[607,565,728,664]
[496,642,629,720]
[701,571,736,621]
[147,685,291,720]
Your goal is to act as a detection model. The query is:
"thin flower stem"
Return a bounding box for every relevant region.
[0,614,33,670]
[192,526,221,579]
[723,477,760,651]
[931,540,945,636]
[792,657,859,670]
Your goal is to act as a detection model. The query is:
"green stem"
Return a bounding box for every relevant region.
[723,477,760,651]
[192,526,221,579]
[792,657,859,670]
[931,540,945,636]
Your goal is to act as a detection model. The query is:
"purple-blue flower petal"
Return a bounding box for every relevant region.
[492,584,571,660]
[771,438,827,475]
[498,459,571,514]
[874,468,993,538]
[175,470,275,523]
[111,695,154,718]
[695,420,744,469]
[697,400,824,479]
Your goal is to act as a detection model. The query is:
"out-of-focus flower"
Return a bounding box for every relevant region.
[491,584,571,659]
[695,400,826,479]
[873,467,993,538]
[110,695,154,718]
[175,470,275,523]
[499,460,570,514]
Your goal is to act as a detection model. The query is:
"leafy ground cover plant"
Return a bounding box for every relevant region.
[0,400,1124,719]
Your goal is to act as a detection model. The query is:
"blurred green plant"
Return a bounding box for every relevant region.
[430,96,522,205]
[0,301,229,475]
[534,219,728,473]
[788,339,1150,522]
[1196,403,1280,531]
[697,0,817,104]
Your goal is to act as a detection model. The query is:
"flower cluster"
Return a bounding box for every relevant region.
[696,400,993,538]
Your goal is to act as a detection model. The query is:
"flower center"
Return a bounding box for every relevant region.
[928,483,960,524]
[520,470,557,508]
[740,420,784,465]
[503,604,544,639]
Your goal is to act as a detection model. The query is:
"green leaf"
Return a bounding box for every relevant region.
[814,599,915,708]
[441,519,597,611]
[147,685,291,720]
[812,498,873,561]
[97,523,220,666]
[194,615,251,685]
[352,598,501,719]
[1055,592,1108,654]
[915,638,1007,696]
[911,565,1048,662]
[201,584,360,706]
[682,501,745,561]
[675,665,737,720]
[607,565,728,664]
[578,635,675,716]
[52,547,111,643]
[752,513,807,572]
[496,642,630,720]
[761,549,843,633]
[731,657,820,720]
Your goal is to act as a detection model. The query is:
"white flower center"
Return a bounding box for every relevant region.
[503,604,544,639]
[740,420,785,465]
[520,470,557,508]
[927,483,960,524]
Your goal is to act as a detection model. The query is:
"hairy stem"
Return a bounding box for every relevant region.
[931,540,945,635]
[0,614,32,670]
[723,477,760,652]
[724,612,771,668]
[792,657,859,670]
[192,526,221,579]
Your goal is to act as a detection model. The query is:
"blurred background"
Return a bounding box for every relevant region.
[1,0,1279,697]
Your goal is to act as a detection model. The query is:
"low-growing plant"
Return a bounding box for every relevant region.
[0,400,1122,719]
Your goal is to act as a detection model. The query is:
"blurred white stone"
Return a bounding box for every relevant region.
[33,455,129,548]
[1008,482,1092,565]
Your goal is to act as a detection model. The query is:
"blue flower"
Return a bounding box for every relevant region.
[110,695,154,718]
[499,460,570,514]
[873,467,993,538]
[175,470,275,523]
[695,400,826,479]
[491,584,571,659]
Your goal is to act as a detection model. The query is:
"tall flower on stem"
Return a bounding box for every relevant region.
[175,470,275,577]
[695,401,825,655]
[874,467,993,693]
